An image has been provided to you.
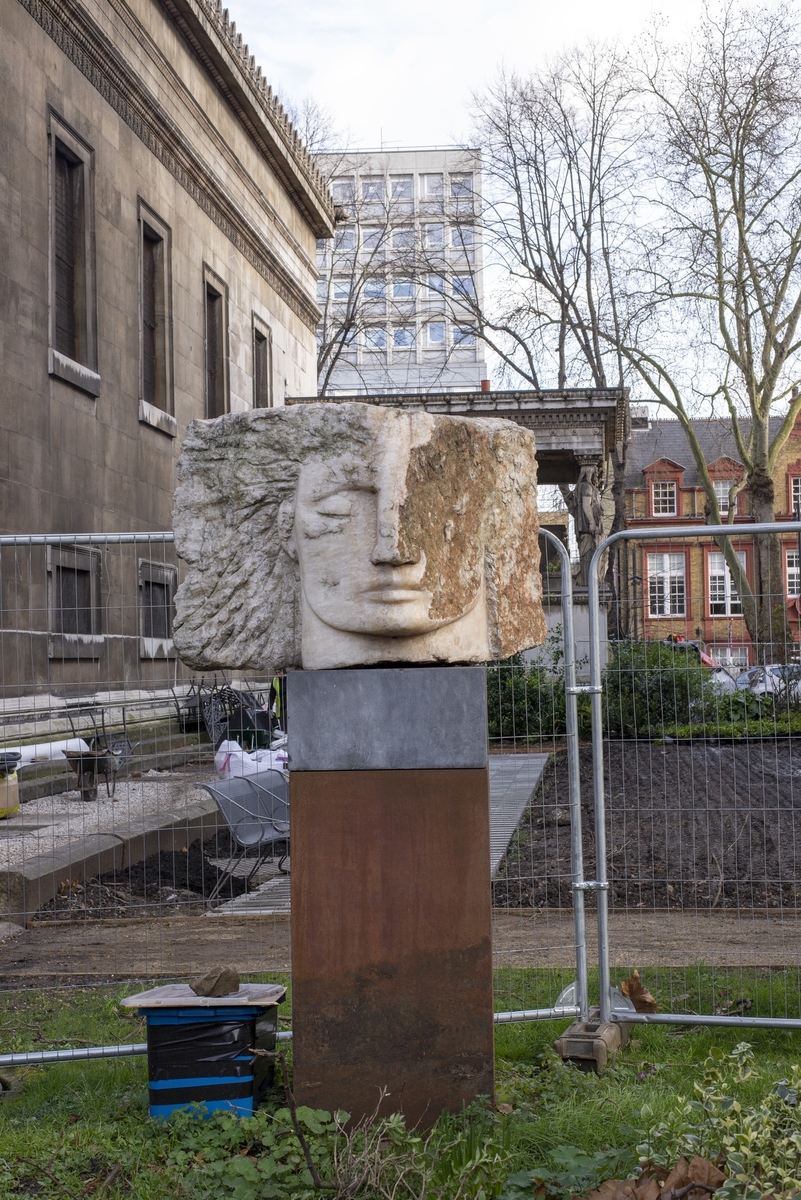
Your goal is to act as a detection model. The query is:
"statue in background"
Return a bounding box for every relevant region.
[560,462,605,588]
[172,403,547,671]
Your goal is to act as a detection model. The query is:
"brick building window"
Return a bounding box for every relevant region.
[48,113,99,395]
[792,477,801,515]
[713,479,733,514]
[787,549,800,597]
[647,552,686,617]
[652,481,677,515]
[708,550,746,616]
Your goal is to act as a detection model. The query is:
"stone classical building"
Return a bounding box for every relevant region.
[0,0,332,689]
[620,410,801,666]
[314,147,487,395]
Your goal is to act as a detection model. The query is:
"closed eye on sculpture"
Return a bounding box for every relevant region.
[315,494,353,518]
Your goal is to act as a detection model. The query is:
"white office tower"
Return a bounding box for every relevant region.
[315,148,487,395]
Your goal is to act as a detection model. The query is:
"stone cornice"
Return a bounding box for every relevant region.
[289,388,629,452]
[19,0,322,330]
[158,0,334,238]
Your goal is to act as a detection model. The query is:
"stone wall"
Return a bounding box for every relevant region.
[0,0,332,688]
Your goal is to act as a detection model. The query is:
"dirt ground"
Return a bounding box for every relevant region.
[5,739,801,984]
[3,907,801,985]
[494,739,801,910]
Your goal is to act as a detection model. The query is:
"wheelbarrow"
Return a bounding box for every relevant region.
[65,710,136,801]
[64,746,120,802]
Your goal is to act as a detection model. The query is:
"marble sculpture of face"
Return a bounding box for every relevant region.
[172,402,545,671]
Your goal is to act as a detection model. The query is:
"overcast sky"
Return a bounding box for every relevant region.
[229,0,710,148]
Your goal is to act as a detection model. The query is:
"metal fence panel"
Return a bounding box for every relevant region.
[0,530,588,1062]
[589,522,801,1029]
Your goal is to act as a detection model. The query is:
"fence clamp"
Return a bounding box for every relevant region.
[565,685,602,696]
[572,881,609,892]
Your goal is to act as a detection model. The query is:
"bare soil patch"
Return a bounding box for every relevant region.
[494,739,801,910]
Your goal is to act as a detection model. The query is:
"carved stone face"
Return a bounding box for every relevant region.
[172,402,546,672]
[288,409,486,648]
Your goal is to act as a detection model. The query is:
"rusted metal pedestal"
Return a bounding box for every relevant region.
[287,667,494,1129]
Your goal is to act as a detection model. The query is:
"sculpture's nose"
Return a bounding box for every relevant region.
[371,504,420,566]
[370,413,420,566]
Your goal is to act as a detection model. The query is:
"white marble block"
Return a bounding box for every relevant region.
[172,403,546,670]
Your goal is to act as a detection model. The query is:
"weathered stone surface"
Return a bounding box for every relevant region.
[190,966,240,997]
[173,403,546,670]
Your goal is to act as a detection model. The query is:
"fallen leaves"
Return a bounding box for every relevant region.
[586,1156,726,1200]
[620,970,659,1013]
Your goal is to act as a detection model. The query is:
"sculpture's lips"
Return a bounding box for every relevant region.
[362,586,425,603]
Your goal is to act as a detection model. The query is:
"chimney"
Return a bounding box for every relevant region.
[480,379,491,393]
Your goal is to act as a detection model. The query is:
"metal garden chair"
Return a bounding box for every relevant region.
[200,770,290,902]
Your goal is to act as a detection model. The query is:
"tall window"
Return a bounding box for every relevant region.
[420,174,444,211]
[425,321,446,348]
[362,177,385,206]
[253,319,272,409]
[423,224,444,251]
[390,175,413,210]
[647,552,686,617]
[652,481,677,515]
[49,115,98,393]
[138,204,173,431]
[204,268,228,419]
[139,561,177,658]
[393,325,416,350]
[426,274,446,308]
[332,177,355,207]
[787,549,800,597]
[713,479,733,514]
[792,477,801,515]
[708,550,746,616]
[364,326,387,352]
[54,146,85,362]
[47,546,103,660]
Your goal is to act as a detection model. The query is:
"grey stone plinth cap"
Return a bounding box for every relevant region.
[286,665,487,771]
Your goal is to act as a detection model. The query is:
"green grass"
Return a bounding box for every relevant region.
[3,969,801,1197]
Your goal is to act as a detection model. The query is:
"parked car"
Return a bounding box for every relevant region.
[735,663,801,702]
[709,666,738,693]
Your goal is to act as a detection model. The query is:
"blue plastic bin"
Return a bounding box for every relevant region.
[121,982,286,1120]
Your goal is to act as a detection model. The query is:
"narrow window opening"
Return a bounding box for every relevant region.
[205,284,225,418]
[142,226,167,411]
[54,144,86,363]
[55,565,93,635]
[142,578,171,640]
[254,327,272,408]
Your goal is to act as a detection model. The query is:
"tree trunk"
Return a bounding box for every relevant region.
[748,470,792,663]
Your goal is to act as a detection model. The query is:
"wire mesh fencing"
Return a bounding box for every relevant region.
[590,522,801,1029]
[0,530,590,1062]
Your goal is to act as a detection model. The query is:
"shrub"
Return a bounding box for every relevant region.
[603,641,719,738]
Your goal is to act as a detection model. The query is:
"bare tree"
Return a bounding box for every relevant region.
[471,5,801,654]
[283,96,340,154]
[619,2,801,654]
[472,46,636,390]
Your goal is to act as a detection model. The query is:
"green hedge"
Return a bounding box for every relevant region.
[487,641,787,742]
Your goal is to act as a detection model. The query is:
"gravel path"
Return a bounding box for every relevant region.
[0,770,209,870]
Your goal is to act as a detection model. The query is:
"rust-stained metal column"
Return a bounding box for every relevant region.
[287,667,494,1128]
